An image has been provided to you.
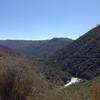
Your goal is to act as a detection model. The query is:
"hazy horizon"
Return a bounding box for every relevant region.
[0,0,100,40]
[0,36,73,41]
[0,25,97,40]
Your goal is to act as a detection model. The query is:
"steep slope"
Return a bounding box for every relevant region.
[0,38,73,58]
[50,25,100,80]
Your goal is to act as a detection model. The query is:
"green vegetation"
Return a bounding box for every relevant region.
[49,25,100,80]
[62,76,100,100]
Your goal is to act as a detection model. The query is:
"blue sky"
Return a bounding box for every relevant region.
[0,0,100,40]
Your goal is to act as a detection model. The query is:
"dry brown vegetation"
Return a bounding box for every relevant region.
[0,55,47,100]
[62,77,100,100]
[0,54,100,100]
[92,84,100,100]
[0,55,67,100]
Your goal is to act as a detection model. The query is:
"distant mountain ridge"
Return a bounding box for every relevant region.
[0,38,73,58]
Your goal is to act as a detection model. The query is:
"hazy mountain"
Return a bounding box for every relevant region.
[0,45,15,56]
[0,38,73,58]
[50,25,100,80]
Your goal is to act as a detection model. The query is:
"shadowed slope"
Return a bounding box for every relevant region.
[50,25,100,79]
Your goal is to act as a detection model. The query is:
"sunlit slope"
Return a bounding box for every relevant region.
[63,76,100,100]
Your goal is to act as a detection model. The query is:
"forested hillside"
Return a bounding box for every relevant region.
[49,25,100,80]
